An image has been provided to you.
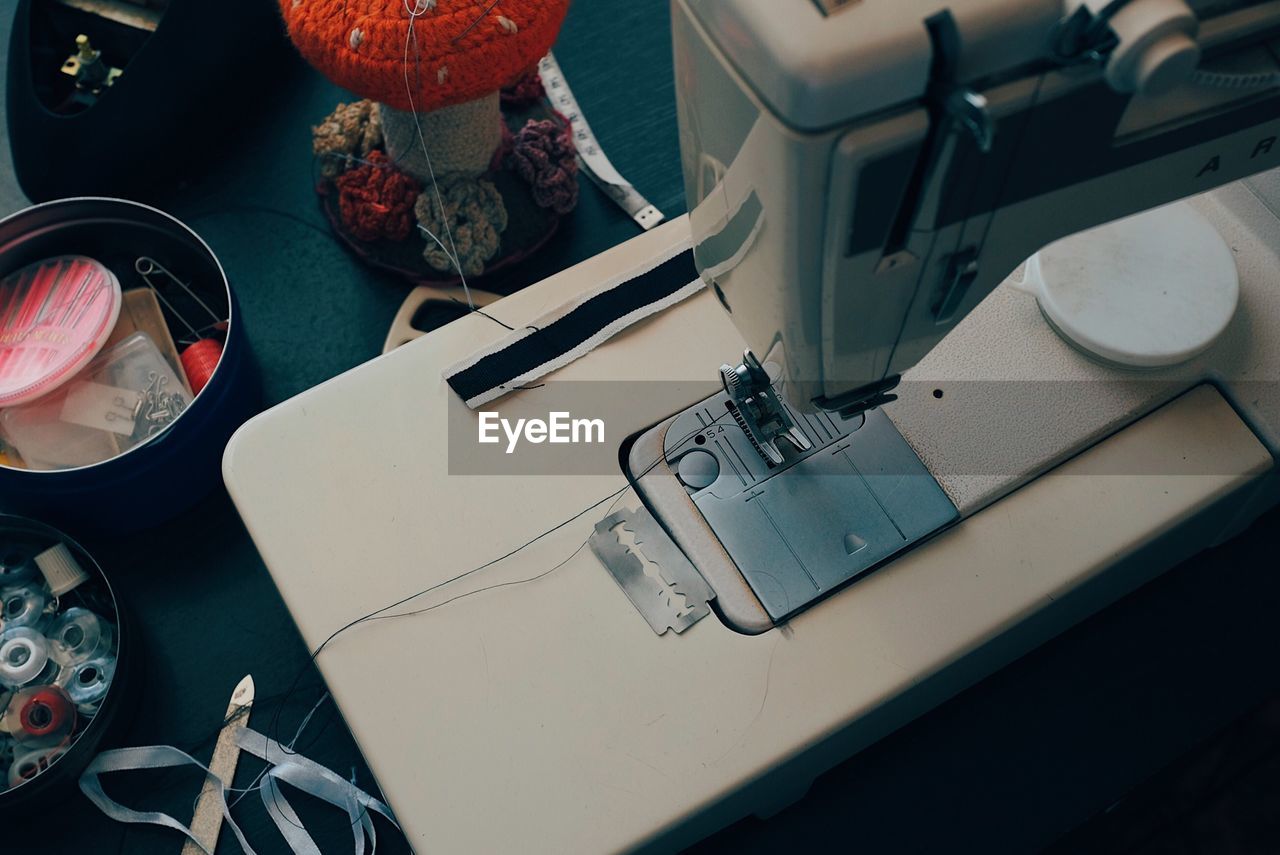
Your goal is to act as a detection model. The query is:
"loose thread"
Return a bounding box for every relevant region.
[250,410,730,840]
[445,295,514,331]
[264,411,731,759]
[403,1,476,310]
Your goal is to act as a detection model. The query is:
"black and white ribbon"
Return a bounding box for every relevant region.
[444,243,702,408]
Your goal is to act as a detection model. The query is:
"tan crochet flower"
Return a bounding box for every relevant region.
[312,100,383,178]
[414,177,508,276]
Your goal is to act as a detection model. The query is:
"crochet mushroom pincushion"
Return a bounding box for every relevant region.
[282,0,577,280]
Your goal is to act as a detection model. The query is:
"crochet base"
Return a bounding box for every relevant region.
[315,92,574,288]
[319,166,560,288]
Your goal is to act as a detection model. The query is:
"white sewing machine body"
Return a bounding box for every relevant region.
[675,0,1280,408]
[629,0,1280,631]
[225,0,1280,850]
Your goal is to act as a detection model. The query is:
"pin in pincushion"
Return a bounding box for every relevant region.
[281,0,578,282]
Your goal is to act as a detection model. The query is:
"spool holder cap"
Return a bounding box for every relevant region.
[1014,201,1238,369]
[35,543,88,597]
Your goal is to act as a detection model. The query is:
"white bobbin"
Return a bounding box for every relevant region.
[59,656,115,709]
[48,607,114,666]
[0,584,47,629]
[7,745,67,789]
[0,549,36,586]
[0,627,50,689]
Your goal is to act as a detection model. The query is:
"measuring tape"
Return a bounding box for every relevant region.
[538,53,666,231]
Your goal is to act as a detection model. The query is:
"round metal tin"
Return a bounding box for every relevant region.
[0,198,260,534]
[0,515,136,817]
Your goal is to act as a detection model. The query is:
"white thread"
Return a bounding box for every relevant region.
[404,1,476,309]
[498,15,517,34]
[227,691,331,808]
[437,65,449,84]
[417,223,464,273]
[348,28,364,50]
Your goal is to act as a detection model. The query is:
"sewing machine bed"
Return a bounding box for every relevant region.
[225,183,1279,852]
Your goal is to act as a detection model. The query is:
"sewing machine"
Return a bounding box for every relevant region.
[226,0,1280,850]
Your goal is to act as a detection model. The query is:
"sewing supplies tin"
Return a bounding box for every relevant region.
[0,198,259,534]
[0,515,135,817]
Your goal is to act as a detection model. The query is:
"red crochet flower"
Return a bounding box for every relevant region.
[335,151,421,243]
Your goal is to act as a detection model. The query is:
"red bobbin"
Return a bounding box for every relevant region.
[180,337,223,395]
[17,686,75,741]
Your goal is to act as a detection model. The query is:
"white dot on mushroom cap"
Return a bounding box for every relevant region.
[498,15,517,34]
[349,27,364,49]
[437,66,449,84]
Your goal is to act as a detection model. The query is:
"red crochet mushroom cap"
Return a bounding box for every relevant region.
[280,0,569,112]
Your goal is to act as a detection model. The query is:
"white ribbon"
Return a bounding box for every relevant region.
[79,743,259,855]
[79,727,399,854]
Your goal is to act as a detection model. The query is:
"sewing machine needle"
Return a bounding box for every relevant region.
[181,674,254,855]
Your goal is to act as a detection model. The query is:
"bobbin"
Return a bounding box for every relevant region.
[0,584,47,630]
[2,685,75,746]
[0,627,51,689]
[47,608,114,667]
[7,745,67,790]
[0,549,36,587]
[57,656,114,710]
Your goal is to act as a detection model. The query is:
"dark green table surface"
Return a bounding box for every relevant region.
[3,2,1280,853]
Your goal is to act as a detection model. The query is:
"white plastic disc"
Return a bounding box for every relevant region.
[1019,201,1238,368]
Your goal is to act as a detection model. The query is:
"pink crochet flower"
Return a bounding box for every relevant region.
[506,119,578,215]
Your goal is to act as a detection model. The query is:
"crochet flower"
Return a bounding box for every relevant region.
[313,100,383,178]
[335,151,421,243]
[501,68,546,107]
[414,177,508,276]
[507,119,578,214]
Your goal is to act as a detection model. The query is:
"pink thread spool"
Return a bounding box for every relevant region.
[0,256,121,407]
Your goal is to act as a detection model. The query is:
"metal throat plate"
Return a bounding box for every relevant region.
[658,390,957,622]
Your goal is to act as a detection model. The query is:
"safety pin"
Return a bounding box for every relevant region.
[135,257,224,338]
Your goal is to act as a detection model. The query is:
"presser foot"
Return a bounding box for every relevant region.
[624,374,957,634]
[719,350,811,466]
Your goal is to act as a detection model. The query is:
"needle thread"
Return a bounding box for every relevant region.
[263,411,730,767]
